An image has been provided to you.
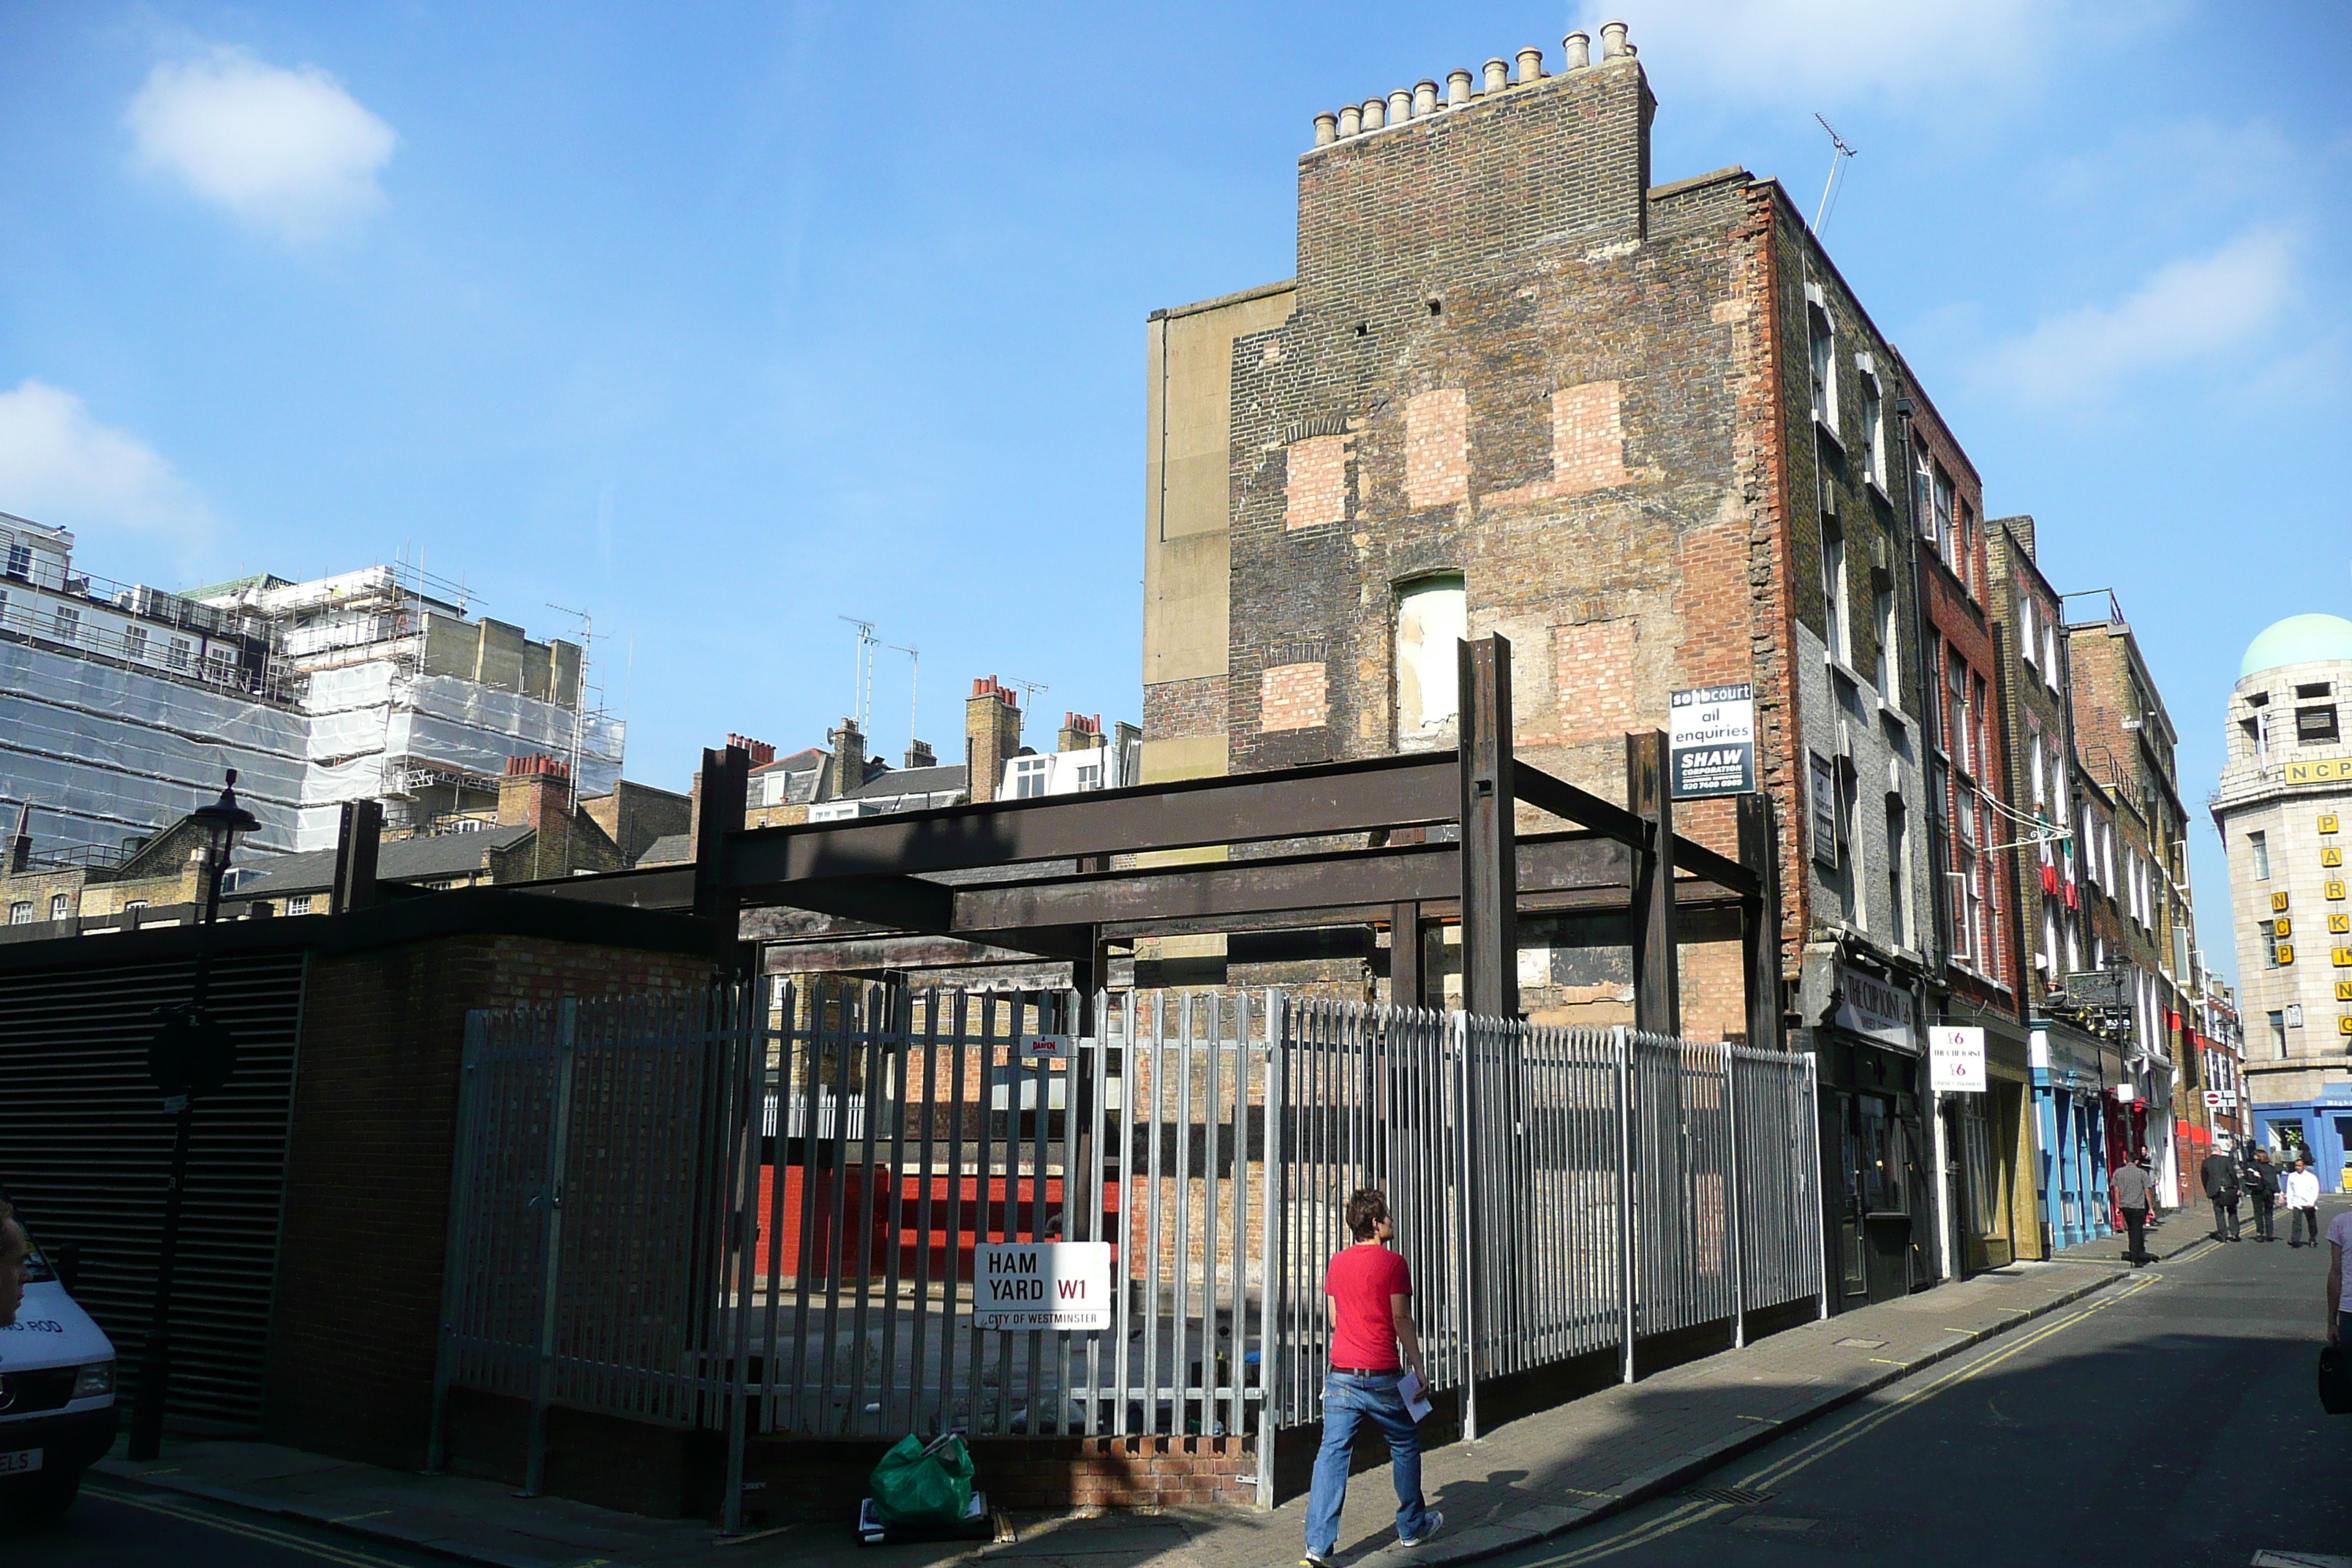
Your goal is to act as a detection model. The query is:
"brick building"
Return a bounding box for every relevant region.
[2065,605,2196,1204]
[1142,25,1949,1303]
[1984,519,2116,1247]
[1903,389,2035,1272]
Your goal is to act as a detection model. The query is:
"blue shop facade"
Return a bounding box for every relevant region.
[2029,1017,2125,1249]
[2251,1082,2352,1194]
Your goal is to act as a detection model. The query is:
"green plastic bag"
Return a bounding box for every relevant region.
[869,1432,976,1527]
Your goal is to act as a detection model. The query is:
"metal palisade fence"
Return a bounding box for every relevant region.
[429,984,1824,1529]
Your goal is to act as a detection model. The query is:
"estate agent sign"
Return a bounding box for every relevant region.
[1667,683,1756,801]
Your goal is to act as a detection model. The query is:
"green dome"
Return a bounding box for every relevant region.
[2240,614,2352,680]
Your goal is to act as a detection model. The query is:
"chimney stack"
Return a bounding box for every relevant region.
[726,733,776,768]
[827,718,869,796]
[905,738,937,769]
[1057,712,1104,754]
[964,676,1023,804]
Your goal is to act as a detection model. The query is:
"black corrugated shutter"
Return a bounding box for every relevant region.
[0,948,306,1430]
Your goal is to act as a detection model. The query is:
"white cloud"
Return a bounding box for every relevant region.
[1981,230,2299,406]
[0,380,214,542]
[127,48,396,242]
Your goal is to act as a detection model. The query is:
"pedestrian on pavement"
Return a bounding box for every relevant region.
[2201,1139,2242,1243]
[2285,1156,2323,1247]
[1303,1189,1441,1567]
[2244,1147,2280,1242]
[2111,1153,2158,1265]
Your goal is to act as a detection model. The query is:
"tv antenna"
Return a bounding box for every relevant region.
[838,616,878,731]
[887,642,920,754]
[1006,676,1050,711]
[1812,113,1858,235]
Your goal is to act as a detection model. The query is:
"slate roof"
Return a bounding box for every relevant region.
[635,833,694,867]
[235,824,534,897]
[840,764,967,802]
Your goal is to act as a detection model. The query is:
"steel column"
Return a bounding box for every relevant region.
[1458,636,1518,1022]
[1626,731,1680,1037]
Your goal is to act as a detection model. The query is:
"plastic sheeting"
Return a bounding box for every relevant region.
[0,641,309,854]
[1,641,627,858]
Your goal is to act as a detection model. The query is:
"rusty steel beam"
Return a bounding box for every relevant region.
[1513,758,1759,897]
[1460,635,1518,1020]
[1626,729,1681,1036]
[722,749,1458,892]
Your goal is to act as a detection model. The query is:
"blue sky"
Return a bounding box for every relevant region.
[1,3,2347,980]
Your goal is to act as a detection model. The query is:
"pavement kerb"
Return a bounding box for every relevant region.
[91,1240,2210,1568]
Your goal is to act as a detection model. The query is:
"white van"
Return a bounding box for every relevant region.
[1,1219,118,1526]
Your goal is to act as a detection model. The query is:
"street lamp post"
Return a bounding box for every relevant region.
[127,769,258,1461]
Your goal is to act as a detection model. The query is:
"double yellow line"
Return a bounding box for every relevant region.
[1521,1262,2181,1566]
[83,1480,429,1568]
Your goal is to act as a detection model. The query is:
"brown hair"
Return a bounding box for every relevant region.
[1346,1188,1390,1242]
[0,1198,20,1259]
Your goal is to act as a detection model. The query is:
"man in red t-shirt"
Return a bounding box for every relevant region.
[1301,1188,1439,1567]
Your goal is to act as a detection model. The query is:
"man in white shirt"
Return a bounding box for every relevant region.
[2284,1156,2323,1248]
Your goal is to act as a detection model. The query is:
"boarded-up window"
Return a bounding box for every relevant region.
[1396,576,1467,746]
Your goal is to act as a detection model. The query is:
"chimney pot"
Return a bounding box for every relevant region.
[1482,57,1509,94]
[1313,111,1338,147]
[1516,46,1545,83]
[1599,20,1631,59]
[1446,68,1472,106]
[1388,88,1412,124]
[1362,97,1386,131]
[1338,103,1362,136]
[1564,30,1591,69]
[1413,79,1439,117]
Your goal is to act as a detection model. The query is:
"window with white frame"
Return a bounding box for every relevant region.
[288,894,314,916]
[1912,445,1935,546]
[3,542,29,578]
[1946,656,1970,772]
[1886,796,1909,949]
[52,604,80,642]
[124,625,148,662]
[1821,518,1850,666]
[7,901,30,925]
[1873,585,1896,696]
[2043,622,2059,692]
[48,893,68,921]
[2021,595,2038,669]
[1808,301,1839,433]
[2250,829,2269,879]
[167,637,190,670]
[1008,755,1052,799]
[1932,467,1956,572]
[1809,750,1840,869]
[1858,368,1885,486]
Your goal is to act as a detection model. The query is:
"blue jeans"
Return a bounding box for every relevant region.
[1304,1371,1430,1557]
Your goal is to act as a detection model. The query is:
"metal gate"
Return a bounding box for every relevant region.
[432,984,1824,1526]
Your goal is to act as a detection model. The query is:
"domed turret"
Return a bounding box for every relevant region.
[2239,614,2352,681]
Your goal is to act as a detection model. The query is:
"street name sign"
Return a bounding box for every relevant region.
[1667,683,1755,801]
[1927,1026,1986,1093]
[975,1241,1112,1330]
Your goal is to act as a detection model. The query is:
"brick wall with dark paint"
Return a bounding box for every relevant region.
[263,933,717,1471]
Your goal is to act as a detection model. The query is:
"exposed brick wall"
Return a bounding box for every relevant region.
[1144,673,1230,741]
[1403,388,1469,508]
[1259,662,1330,732]
[264,933,717,1470]
[1552,619,1639,743]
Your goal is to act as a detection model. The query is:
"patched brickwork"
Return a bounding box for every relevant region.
[1144,674,1230,740]
[1553,618,1639,742]
[1404,388,1469,508]
[1482,380,1637,507]
[1260,661,1330,731]
[1285,434,1349,529]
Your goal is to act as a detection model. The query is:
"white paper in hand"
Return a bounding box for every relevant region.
[1397,1370,1432,1423]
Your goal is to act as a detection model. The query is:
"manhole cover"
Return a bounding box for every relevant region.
[1835,1337,1887,1349]
[1687,1486,1774,1507]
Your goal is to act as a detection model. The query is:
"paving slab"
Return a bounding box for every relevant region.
[88,1210,2215,1568]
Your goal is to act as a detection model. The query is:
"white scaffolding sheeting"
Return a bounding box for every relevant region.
[0,641,309,853]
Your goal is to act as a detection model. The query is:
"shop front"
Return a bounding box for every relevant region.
[2253,1082,2352,1194]
[1802,955,1932,1309]
[2030,1019,2122,1250]
[1947,1014,2038,1270]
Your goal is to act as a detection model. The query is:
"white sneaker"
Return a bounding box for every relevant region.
[1399,1511,1444,1548]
